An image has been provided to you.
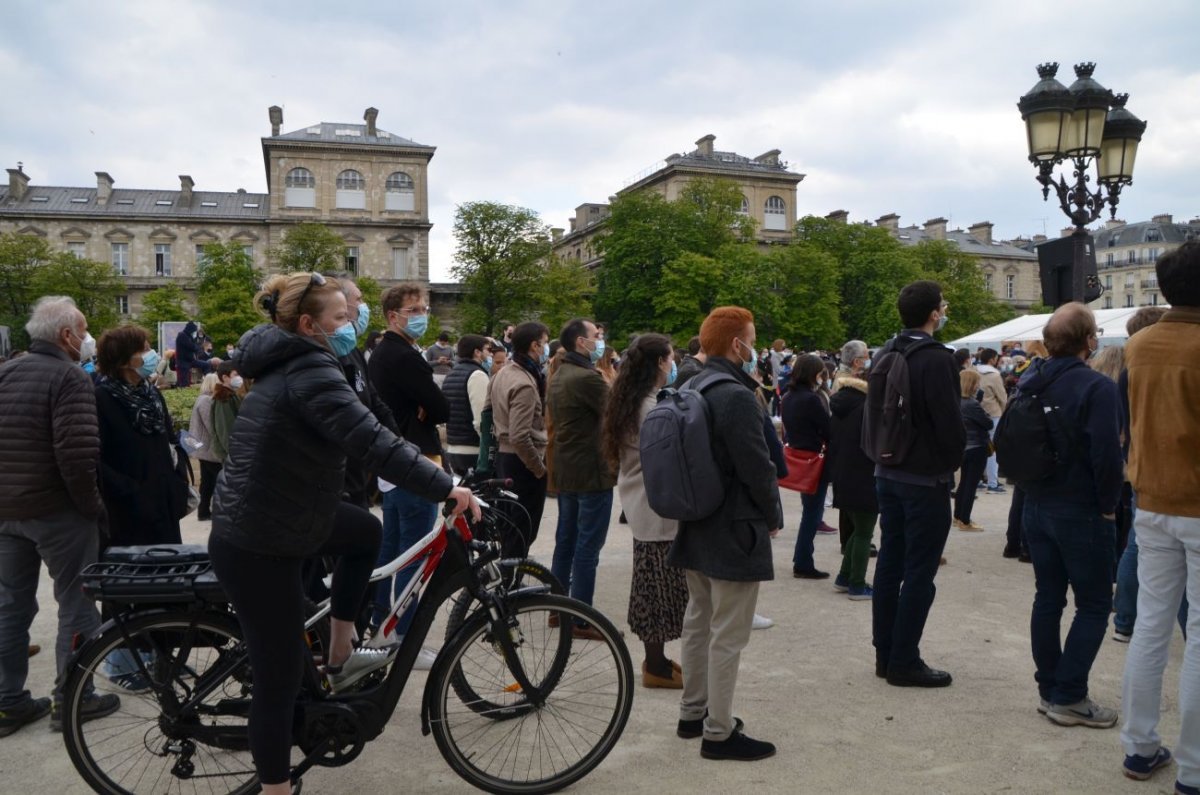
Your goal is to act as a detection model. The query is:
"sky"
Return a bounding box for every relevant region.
[3,0,1198,282]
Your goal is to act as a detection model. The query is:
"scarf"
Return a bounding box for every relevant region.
[513,353,547,400]
[101,377,167,436]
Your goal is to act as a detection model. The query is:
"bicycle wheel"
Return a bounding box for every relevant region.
[429,594,634,794]
[444,558,563,640]
[60,609,258,795]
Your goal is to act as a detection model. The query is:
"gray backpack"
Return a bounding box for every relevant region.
[638,370,738,522]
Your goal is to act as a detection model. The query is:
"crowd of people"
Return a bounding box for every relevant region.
[0,241,1197,792]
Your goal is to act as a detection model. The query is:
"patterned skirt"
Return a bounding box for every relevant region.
[628,539,689,643]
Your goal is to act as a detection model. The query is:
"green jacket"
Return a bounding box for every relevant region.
[547,354,614,492]
[210,393,241,462]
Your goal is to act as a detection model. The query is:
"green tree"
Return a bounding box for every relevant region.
[451,201,549,335]
[138,284,188,348]
[767,244,845,350]
[195,241,263,347]
[532,256,594,335]
[270,222,346,274]
[29,252,124,337]
[906,240,1015,341]
[0,232,56,348]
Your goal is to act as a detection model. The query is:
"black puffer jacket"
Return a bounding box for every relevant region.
[211,324,453,557]
[828,375,877,513]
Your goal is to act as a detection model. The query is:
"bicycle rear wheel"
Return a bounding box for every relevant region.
[60,609,257,795]
[429,594,633,794]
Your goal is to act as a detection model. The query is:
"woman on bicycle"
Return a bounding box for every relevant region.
[208,272,477,795]
[600,333,688,689]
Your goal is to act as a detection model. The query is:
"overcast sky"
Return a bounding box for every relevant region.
[3,0,1197,281]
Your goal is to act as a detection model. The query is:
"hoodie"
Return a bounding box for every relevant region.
[1015,356,1123,515]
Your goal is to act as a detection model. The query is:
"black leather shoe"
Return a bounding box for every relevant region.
[700,730,776,761]
[886,662,952,688]
[677,712,743,739]
[792,568,830,580]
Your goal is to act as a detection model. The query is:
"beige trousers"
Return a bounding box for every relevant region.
[679,570,759,741]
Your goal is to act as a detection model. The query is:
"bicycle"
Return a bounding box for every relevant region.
[59,483,634,794]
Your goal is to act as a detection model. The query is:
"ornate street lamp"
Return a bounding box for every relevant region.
[1018,62,1147,306]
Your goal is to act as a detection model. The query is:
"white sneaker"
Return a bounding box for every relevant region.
[751,614,774,630]
[325,646,396,692]
[413,646,439,671]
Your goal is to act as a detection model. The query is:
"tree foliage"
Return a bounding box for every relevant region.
[0,232,56,348]
[907,240,1015,341]
[138,285,188,348]
[29,250,124,339]
[532,256,594,335]
[452,201,549,335]
[270,222,346,274]
[195,241,263,347]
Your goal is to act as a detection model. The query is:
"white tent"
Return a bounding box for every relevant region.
[949,307,1162,350]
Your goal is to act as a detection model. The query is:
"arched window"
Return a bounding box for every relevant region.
[284,167,316,207]
[335,169,365,209]
[738,196,749,215]
[764,195,787,231]
[385,171,415,211]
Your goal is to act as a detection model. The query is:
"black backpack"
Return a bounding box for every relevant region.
[638,370,739,522]
[861,337,943,466]
[994,366,1075,483]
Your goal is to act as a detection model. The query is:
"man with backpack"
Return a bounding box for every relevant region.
[863,280,964,688]
[1001,303,1122,728]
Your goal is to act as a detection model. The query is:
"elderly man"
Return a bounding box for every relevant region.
[0,297,118,737]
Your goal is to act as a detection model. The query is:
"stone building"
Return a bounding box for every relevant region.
[0,106,435,317]
[550,134,805,267]
[1084,214,1199,309]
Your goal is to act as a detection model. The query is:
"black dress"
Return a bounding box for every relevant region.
[96,383,183,547]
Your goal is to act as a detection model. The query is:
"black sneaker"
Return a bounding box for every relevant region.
[0,697,51,738]
[50,693,121,732]
[700,730,776,761]
[886,661,953,688]
[1122,746,1172,781]
[792,568,830,580]
[677,711,743,739]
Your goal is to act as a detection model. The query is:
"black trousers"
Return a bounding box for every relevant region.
[208,502,381,785]
[954,446,988,523]
[496,452,547,558]
[1007,485,1028,554]
[197,460,221,519]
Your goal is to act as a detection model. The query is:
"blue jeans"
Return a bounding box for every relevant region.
[1024,500,1114,704]
[872,477,952,670]
[792,480,829,572]
[551,490,613,612]
[1114,517,1189,637]
[372,487,438,634]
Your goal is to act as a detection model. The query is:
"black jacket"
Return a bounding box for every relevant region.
[781,384,829,452]
[667,358,782,582]
[828,376,877,513]
[676,354,704,387]
[872,331,965,479]
[960,396,992,450]
[368,331,448,456]
[443,359,485,447]
[339,346,398,508]
[1016,356,1123,515]
[95,383,183,547]
[211,324,452,557]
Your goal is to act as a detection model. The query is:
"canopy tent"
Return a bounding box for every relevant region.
[948,307,1163,350]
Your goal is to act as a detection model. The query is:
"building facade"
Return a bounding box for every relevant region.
[550,134,805,266]
[1086,214,1199,309]
[1,106,435,317]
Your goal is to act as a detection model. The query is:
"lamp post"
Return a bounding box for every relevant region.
[1017,62,1147,307]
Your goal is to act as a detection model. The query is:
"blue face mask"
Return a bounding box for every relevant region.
[737,339,756,376]
[540,342,551,365]
[666,360,677,386]
[353,303,370,336]
[138,349,160,379]
[318,323,358,357]
[482,356,493,374]
[404,313,429,340]
[589,338,605,364]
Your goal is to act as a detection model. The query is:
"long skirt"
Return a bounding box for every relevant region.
[628,539,689,644]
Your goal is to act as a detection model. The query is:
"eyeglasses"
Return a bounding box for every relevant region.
[398,304,429,316]
[297,272,326,313]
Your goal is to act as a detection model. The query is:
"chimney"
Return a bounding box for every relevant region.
[753,149,781,166]
[1105,218,1125,230]
[568,218,577,233]
[876,213,900,233]
[178,175,194,207]
[695,134,715,156]
[826,209,849,224]
[364,107,378,136]
[268,105,283,136]
[1061,226,1077,238]
[7,164,29,200]
[967,221,994,245]
[1033,234,1047,244]
[1151,213,1173,225]
[924,217,948,241]
[95,172,114,206]
[551,227,564,242]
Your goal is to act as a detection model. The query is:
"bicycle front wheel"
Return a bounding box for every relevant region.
[429,594,634,794]
[59,609,257,795]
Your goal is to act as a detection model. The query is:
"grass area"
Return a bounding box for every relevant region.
[162,385,200,432]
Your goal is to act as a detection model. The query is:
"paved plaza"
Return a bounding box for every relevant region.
[2,486,1187,794]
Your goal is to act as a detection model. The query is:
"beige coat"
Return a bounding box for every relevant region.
[976,364,1007,418]
[617,395,679,543]
[489,362,548,478]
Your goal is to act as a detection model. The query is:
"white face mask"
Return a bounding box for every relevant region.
[229,376,244,390]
